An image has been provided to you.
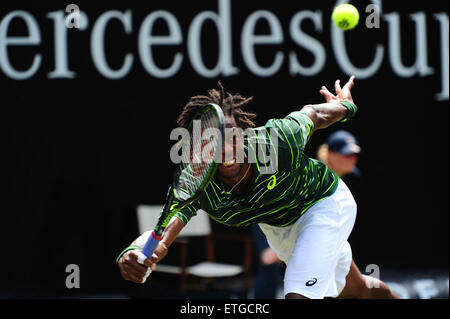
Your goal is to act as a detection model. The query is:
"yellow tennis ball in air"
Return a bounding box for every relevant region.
[332,4,360,31]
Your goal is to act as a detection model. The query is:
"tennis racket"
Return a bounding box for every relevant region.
[141,103,225,261]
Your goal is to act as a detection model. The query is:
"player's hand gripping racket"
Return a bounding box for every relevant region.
[141,103,225,267]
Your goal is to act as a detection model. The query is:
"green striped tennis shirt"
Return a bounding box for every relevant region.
[174,111,340,228]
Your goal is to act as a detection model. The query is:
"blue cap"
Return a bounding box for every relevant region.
[327,130,361,155]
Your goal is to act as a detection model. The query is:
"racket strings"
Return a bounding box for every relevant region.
[176,108,220,199]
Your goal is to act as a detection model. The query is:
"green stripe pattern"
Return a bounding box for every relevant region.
[173,111,339,228]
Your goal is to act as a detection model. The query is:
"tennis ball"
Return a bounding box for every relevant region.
[332,4,360,31]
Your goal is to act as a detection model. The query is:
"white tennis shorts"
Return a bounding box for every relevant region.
[259,179,357,299]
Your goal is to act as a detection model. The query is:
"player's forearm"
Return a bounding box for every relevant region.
[146,216,184,263]
[301,102,351,132]
[160,216,185,248]
[130,216,184,247]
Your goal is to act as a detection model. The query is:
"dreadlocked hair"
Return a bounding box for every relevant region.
[177,82,257,129]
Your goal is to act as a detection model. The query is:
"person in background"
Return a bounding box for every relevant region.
[317,130,361,200]
[250,225,283,298]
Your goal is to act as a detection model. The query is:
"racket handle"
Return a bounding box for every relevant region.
[142,231,162,259]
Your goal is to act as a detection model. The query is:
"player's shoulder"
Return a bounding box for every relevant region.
[285,110,315,129]
[262,111,314,130]
[259,112,313,143]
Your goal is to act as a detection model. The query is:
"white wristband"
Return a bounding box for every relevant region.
[136,251,147,265]
[136,251,152,283]
[142,268,152,283]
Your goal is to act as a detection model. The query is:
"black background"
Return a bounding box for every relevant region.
[1,0,448,296]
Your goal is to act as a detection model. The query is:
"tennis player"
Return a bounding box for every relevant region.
[117,76,398,299]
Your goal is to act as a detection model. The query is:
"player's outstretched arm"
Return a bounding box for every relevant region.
[301,76,356,133]
[144,216,185,265]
